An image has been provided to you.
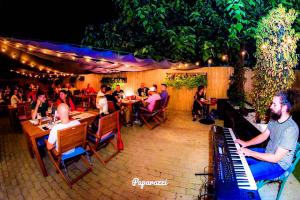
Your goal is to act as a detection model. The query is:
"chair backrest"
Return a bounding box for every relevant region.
[17,102,31,117]
[153,99,162,112]
[107,101,116,113]
[97,111,120,138]
[57,122,88,154]
[163,95,170,108]
[289,142,300,173]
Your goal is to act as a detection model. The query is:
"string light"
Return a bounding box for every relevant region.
[195,62,200,66]
[184,63,188,67]
[241,50,247,56]
[221,55,228,61]
[208,59,213,65]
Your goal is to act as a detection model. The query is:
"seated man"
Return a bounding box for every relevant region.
[85,83,96,95]
[142,86,161,112]
[47,103,80,155]
[105,87,120,110]
[137,83,149,97]
[160,84,168,106]
[236,91,299,180]
[31,90,49,119]
[112,85,124,101]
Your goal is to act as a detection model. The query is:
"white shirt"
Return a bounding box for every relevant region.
[96,91,108,115]
[10,94,20,107]
[48,120,81,155]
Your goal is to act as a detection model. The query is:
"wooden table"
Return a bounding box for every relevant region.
[199,100,215,125]
[21,111,98,177]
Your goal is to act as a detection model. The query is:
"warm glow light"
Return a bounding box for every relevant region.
[56,53,61,57]
[261,44,267,49]
[21,60,26,64]
[11,54,16,59]
[28,47,33,51]
[241,50,246,56]
[184,63,188,67]
[195,62,200,66]
[47,71,50,73]
[15,44,21,48]
[1,48,6,52]
[3,40,8,44]
[125,90,134,97]
[71,56,76,60]
[221,55,228,61]
[42,49,48,54]
[30,63,35,67]
[208,59,213,64]
[84,56,91,62]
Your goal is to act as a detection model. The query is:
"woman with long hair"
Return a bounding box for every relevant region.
[192,85,205,121]
[56,90,75,111]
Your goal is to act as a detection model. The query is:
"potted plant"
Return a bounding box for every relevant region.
[252,5,299,122]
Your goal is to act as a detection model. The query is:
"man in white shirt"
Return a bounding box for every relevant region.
[96,85,108,116]
[11,89,21,107]
[47,103,80,155]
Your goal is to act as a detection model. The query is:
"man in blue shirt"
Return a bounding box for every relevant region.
[160,84,168,106]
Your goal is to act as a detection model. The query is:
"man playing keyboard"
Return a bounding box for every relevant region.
[235,91,299,181]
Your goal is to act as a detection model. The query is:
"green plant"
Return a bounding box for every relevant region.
[253,5,299,119]
[227,63,246,107]
[101,78,125,90]
[164,74,207,89]
[82,0,300,66]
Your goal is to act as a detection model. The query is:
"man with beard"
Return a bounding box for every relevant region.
[235,91,299,180]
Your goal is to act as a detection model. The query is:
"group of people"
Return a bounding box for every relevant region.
[95,83,168,126]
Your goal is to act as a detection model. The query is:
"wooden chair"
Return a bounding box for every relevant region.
[46,122,92,187]
[139,100,162,129]
[257,143,300,200]
[87,111,120,165]
[17,102,32,121]
[158,95,170,122]
[107,101,116,113]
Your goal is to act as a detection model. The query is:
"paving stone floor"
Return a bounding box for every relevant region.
[0,111,299,200]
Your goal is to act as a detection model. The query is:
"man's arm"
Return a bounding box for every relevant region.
[31,100,41,119]
[46,141,55,150]
[239,146,289,163]
[235,129,270,147]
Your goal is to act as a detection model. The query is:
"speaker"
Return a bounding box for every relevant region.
[78,76,85,81]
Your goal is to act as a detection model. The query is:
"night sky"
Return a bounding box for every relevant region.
[0,0,115,44]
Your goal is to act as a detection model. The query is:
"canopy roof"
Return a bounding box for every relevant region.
[0,37,200,77]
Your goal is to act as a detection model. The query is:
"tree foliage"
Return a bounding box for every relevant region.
[253,4,299,119]
[82,0,299,65]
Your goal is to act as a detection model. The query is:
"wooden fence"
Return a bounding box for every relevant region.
[75,67,233,111]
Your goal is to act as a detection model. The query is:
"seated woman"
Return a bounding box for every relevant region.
[192,85,205,121]
[56,90,75,111]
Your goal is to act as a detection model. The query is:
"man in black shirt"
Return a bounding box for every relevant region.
[137,83,149,97]
[112,85,124,101]
[105,87,120,110]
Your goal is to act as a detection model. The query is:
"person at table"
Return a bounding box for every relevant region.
[105,87,120,110]
[11,89,22,107]
[31,90,49,119]
[85,83,96,95]
[192,85,205,121]
[160,84,168,106]
[141,87,161,112]
[113,85,124,101]
[236,90,299,181]
[56,90,75,111]
[47,103,80,155]
[137,83,149,97]
[96,85,109,116]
